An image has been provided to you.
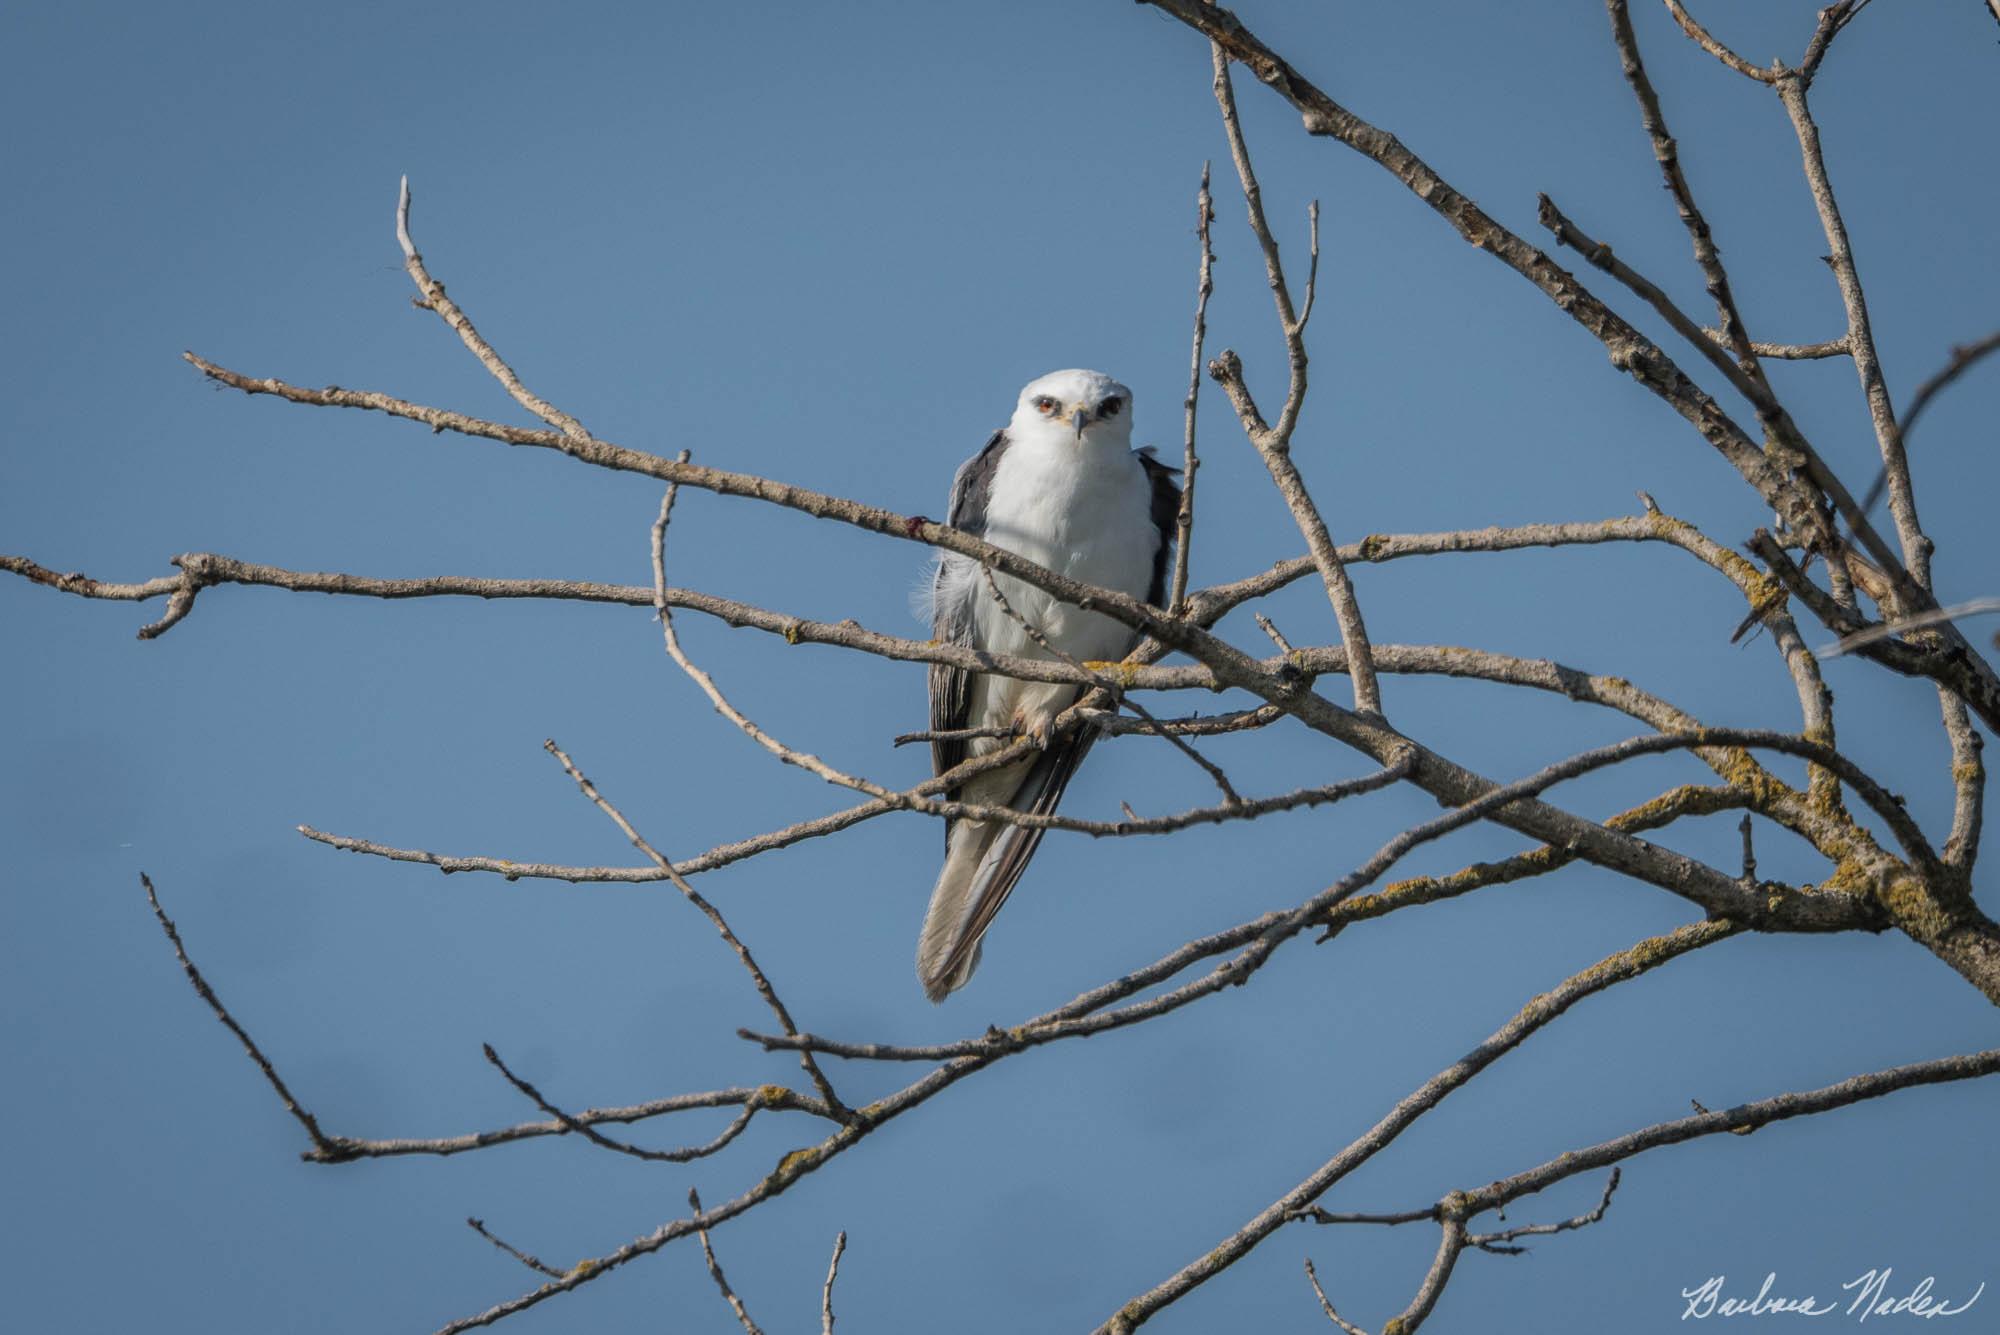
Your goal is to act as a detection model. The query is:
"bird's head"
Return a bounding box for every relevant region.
[1009,369,1134,448]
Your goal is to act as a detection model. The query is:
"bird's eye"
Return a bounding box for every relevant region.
[1034,396,1059,416]
[1098,397,1123,418]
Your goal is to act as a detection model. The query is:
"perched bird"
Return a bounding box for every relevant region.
[918,369,1180,1001]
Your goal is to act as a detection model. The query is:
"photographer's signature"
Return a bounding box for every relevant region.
[1683,1270,1984,1321]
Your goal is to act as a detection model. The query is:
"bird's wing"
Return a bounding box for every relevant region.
[1135,447,1184,607]
[928,430,1010,810]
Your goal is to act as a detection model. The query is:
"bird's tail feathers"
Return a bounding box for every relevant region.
[915,738,1092,1002]
[917,819,1002,1002]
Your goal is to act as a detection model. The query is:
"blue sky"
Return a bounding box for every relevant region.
[4,2,1997,1332]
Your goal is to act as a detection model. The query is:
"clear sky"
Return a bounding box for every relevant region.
[4,2,1997,1332]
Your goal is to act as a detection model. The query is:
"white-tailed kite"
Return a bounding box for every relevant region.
[918,369,1180,1001]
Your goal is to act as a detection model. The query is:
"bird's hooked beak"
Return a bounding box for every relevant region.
[1070,407,1089,440]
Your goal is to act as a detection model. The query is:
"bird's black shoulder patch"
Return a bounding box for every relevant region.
[948,429,1011,536]
[1135,447,1184,607]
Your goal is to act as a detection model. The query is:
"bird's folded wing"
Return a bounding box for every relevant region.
[928,429,1010,825]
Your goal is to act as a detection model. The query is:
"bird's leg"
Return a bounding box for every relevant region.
[1011,702,1061,750]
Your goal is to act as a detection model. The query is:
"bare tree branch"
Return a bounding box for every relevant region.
[1606,0,1769,389]
[483,1044,760,1165]
[1142,0,1829,554]
[1386,1220,1465,1335]
[1304,1258,1370,1335]
[466,1218,566,1279]
[1209,40,1380,715]
[1097,920,1736,1333]
[1859,327,2000,518]
[1533,195,1918,609]
[1703,331,1848,360]
[1825,598,2000,660]
[141,873,346,1160]
[1331,783,1750,935]
[689,1188,766,1335]
[1775,71,1926,584]
[542,734,849,1120]
[30,16,1996,1328]
[1797,0,1873,81]
[1660,0,1778,83]
[821,1231,847,1335]
[1170,161,1214,614]
[1466,1168,1621,1254]
[296,1084,838,1163]
[1462,1043,2000,1219]
[396,177,590,440]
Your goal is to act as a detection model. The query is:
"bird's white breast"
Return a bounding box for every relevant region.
[974,438,1157,667]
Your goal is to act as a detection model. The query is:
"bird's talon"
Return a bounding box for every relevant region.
[1010,716,1055,750]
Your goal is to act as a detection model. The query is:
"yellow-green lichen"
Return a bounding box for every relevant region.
[1716,749,1792,810]
[1874,872,1952,940]
[1083,659,1142,687]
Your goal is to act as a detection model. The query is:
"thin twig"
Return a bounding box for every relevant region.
[1461,1043,2000,1219]
[1607,0,1769,393]
[291,1083,837,1163]
[1209,44,1381,715]
[689,1188,765,1335]
[141,874,343,1158]
[1303,1259,1369,1335]
[396,177,590,439]
[1823,598,2000,659]
[543,733,850,1120]
[1466,1168,1621,1254]
[483,1044,758,1164]
[821,1232,847,1335]
[1660,0,1777,82]
[651,476,916,810]
[1703,330,1848,360]
[1776,71,1927,586]
[1254,613,1295,655]
[1858,329,2000,518]
[466,1219,566,1279]
[1298,199,1321,331]
[1798,0,1871,80]
[1170,161,1214,614]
